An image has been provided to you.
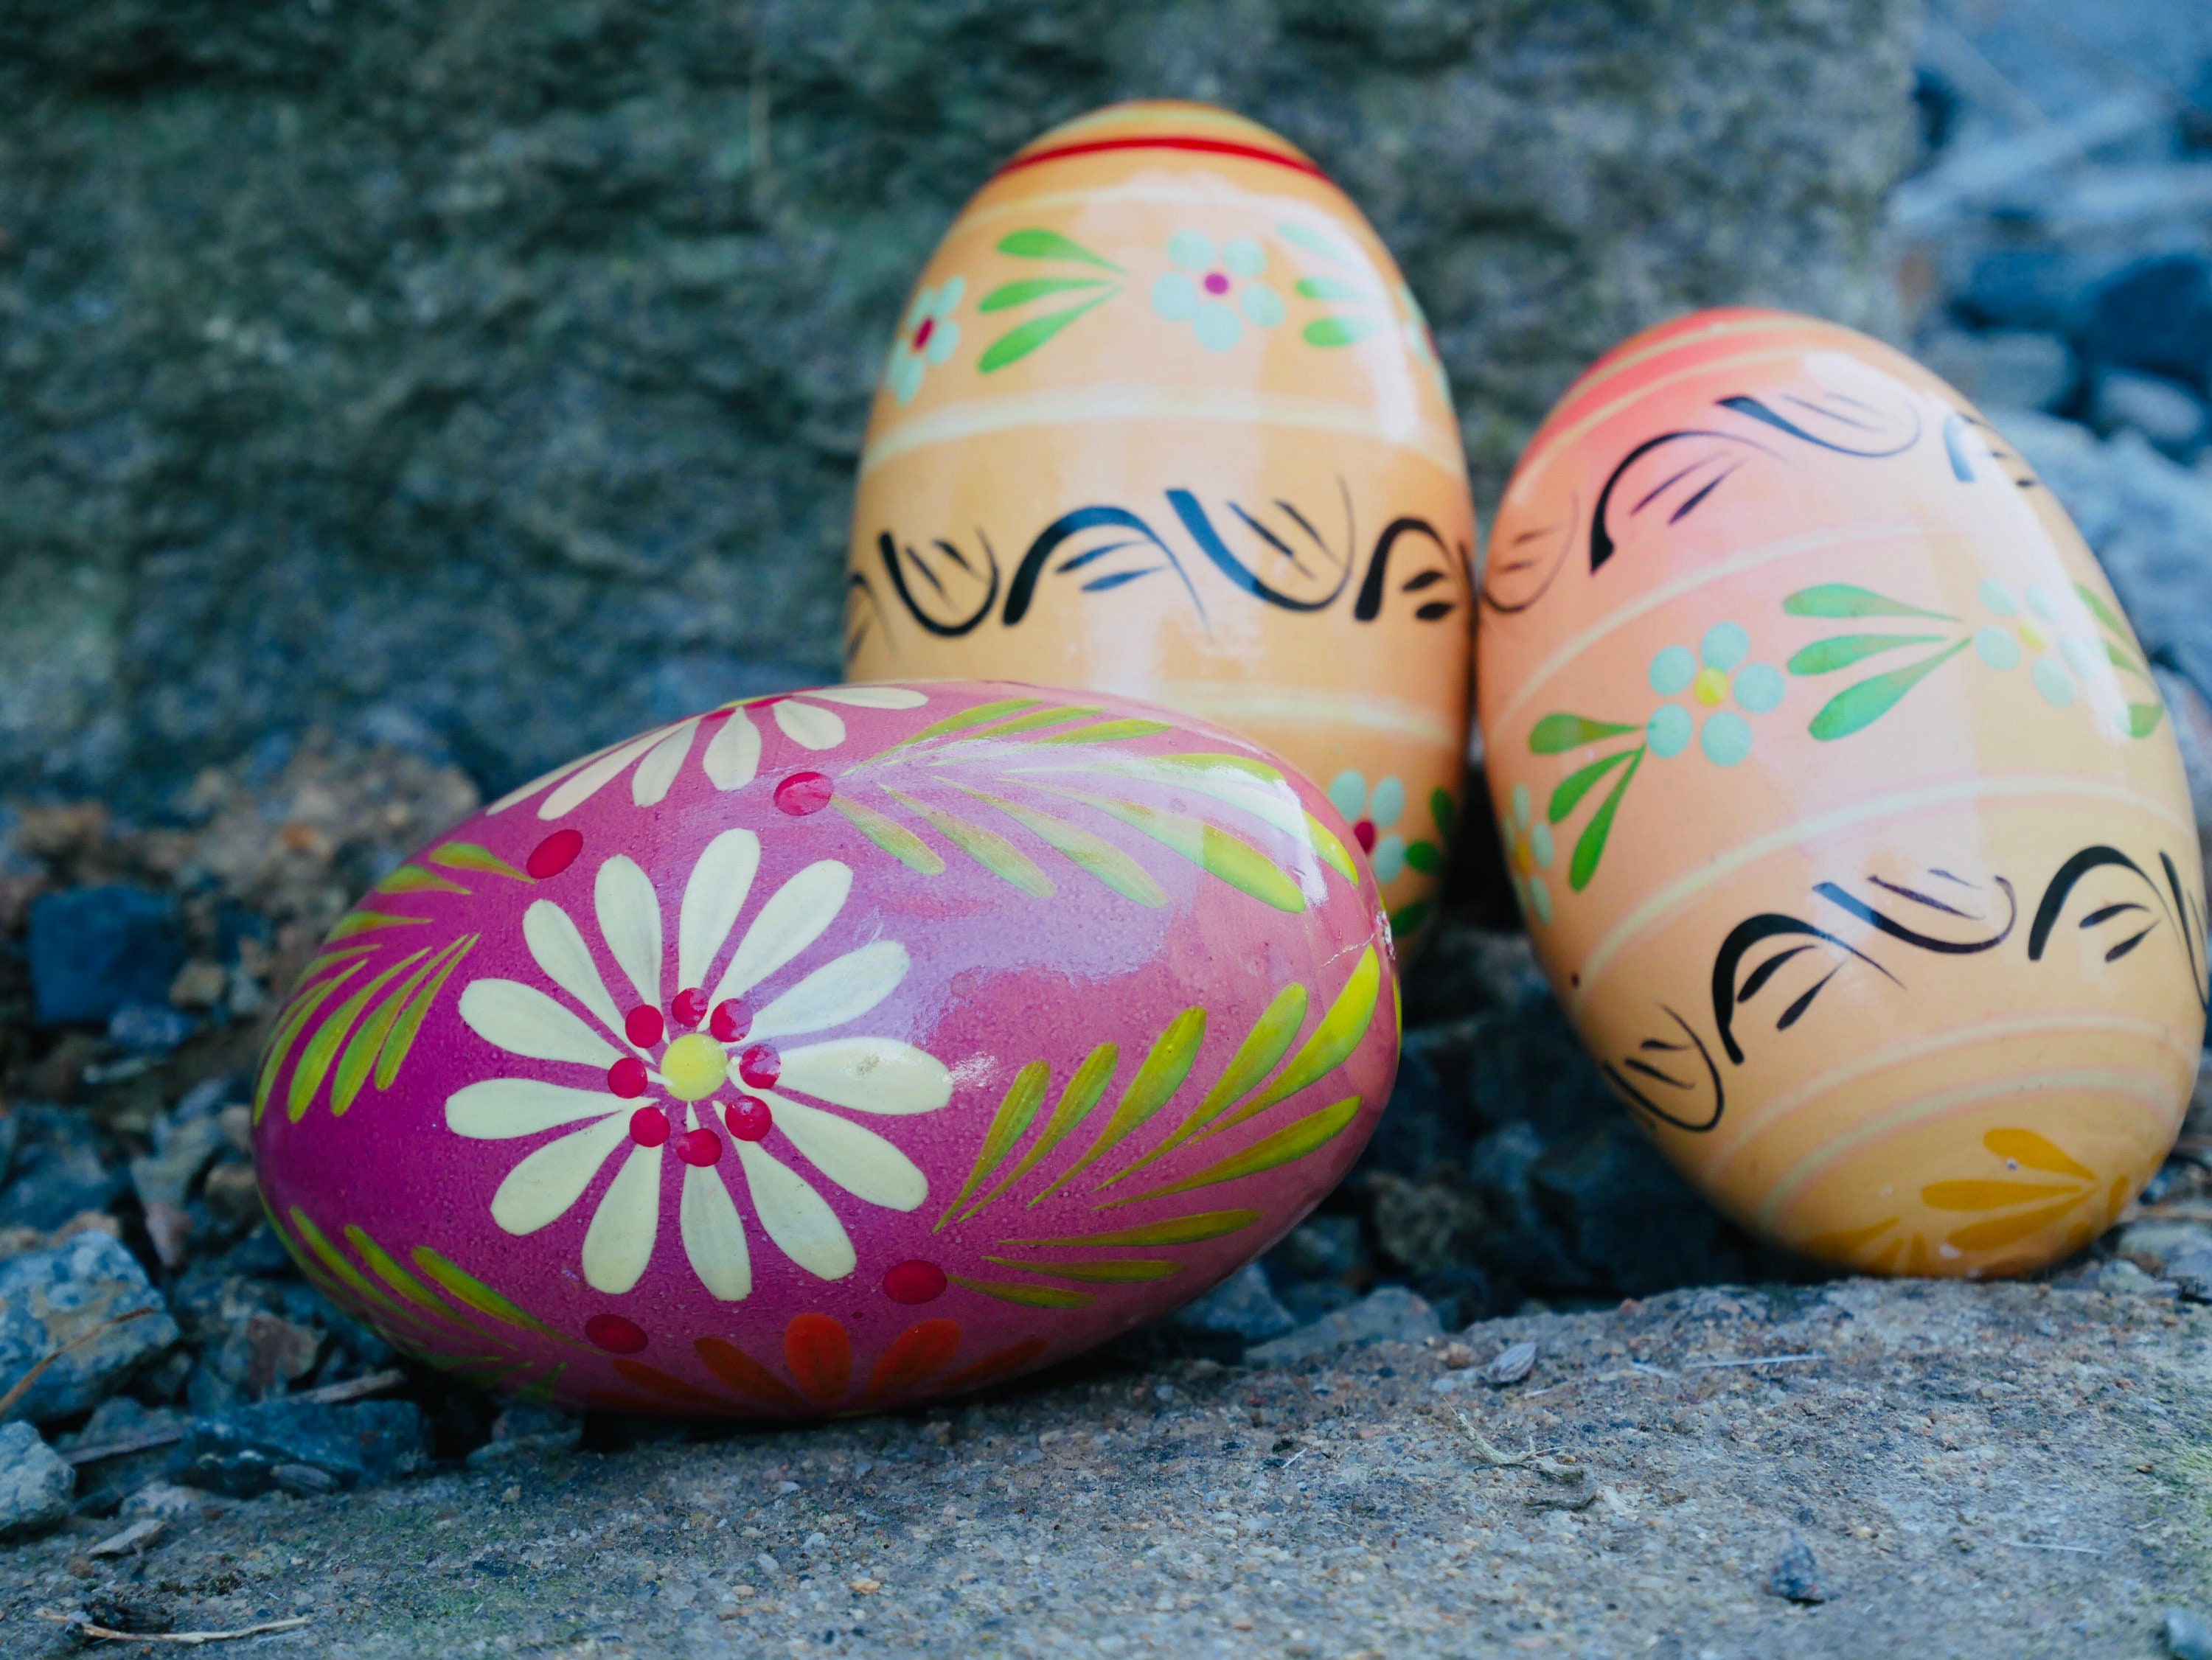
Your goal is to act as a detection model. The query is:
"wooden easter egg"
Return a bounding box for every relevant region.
[249,681,1396,1415]
[1478,309,2206,1277]
[844,100,1476,940]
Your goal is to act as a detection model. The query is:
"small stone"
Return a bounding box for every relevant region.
[1164,1263,1295,1348]
[1245,1286,1442,1367]
[119,1480,204,1521]
[1764,1532,1828,1603]
[1484,1340,1537,1387]
[2166,1606,2212,1660]
[272,1461,339,1496]
[167,960,229,1011]
[0,1230,180,1421]
[1,1109,126,1232]
[199,1163,261,1230]
[2163,1247,2212,1305]
[105,1002,198,1056]
[1439,1342,1477,1370]
[0,1420,74,1538]
[2098,1258,2164,1297]
[2093,369,2208,456]
[27,887,188,1028]
[465,1403,582,1468]
[167,1398,429,1497]
[87,1517,164,1557]
[130,1115,229,1212]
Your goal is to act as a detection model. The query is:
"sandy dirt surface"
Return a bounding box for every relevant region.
[1,1276,2205,1659]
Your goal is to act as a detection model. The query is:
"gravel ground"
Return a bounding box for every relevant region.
[1,1276,2204,1659]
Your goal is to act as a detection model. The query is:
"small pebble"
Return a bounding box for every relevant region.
[1485,1341,1537,1387]
[2168,1606,2212,1660]
[1764,1532,1829,1603]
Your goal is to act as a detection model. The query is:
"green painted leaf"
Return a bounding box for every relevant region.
[980,276,1110,311]
[1123,984,1310,1177]
[279,1207,422,1331]
[1568,747,1644,893]
[890,697,1044,747]
[963,789,1165,907]
[289,951,435,1121]
[374,863,470,896]
[979,293,1116,373]
[330,944,451,1116]
[2103,636,2146,677]
[1547,747,1636,824]
[1305,813,1360,884]
[1783,584,1955,621]
[1302,315,1385,347]
[2125,701,2166,738]
[1105,1095,1363,1207]
[885,788,1055,897]
[998,1210,1261,1248]
[996,228,1122,271]
[428,842,531,882]
[1529,714,1638,754]
[1205,946,1379,1138]
[1276,220,1353,264]
[1403,839,1442,874]
[829,796,946,874]
[327,910,431,938]
[945,1275,1094,1309]
[346,1224,466,1328]
[968,1044,1119,1216]
[1806,638,1969,741]
[1033,718,1175,744]
[1428,787,1455,845]
[1388,900,1432,938]
[1294,276,1376,302]
[946,705,1104,742]
[411,1246,568,1339]
[2073,581,2128,638]
[938,1061,1050,1230]
[1787,632,1949,675]
[253,961,366,1124]
[982,1256,1180,1283]
[1045,1008,1207,1196]
[373,936,476,1092]
[1050,789,1306,912]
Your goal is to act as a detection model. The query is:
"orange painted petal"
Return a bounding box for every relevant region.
[1944,1196,2087,1252]
[935,1338,1048,1398]
[612,1359,726,1411]
[1919,1179,2082,1212]
[784,1312,853,1406]
[1981,1128,2093,1182]
[866,1319,963,1402]
[696,1337,806,1412]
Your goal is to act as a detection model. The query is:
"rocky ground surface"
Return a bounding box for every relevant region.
[0,1275,2207,1658]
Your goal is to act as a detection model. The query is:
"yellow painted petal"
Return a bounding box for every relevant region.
[490,1113,631,1235]
[734,1139,856,1280]
[676,830,760,991]
[777,1036,951,1115]
[771,1096,929,1211]
[703,705,762,790]
[712,860,852,1005]
[594,854,664,1011]
[447,1078,622,1139]
[751,941,910,1039]
[523,900,625,1037]
[459,979,621,1067]
[580,1142,662,1293]
[631,717,699,807]
[680,1159,752,1301]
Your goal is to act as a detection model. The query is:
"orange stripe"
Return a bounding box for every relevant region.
[996,135,1326,180]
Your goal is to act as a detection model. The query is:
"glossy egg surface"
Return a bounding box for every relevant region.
[251,681,1397,1415]
[845,100,1475,938]
[1478,308,2206,1277]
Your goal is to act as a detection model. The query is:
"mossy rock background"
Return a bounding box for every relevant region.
[0,0,1914,803]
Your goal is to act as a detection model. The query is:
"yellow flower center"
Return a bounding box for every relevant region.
[1693,666,1730,707]
[2018,621,2047,651]
[661,1033,728,1102]
[1512,840,1534,875]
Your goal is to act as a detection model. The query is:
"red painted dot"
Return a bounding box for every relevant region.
[624,1005,664,1047]
[584,1313,647,1354]
[774,771,834,816]
[608,1056,648,1098]
[1203,271,1230,295]
[1352,819,1377,852]
[628,1106,670,1147]
[882,1259,947,1305]
[726,1095,773,1142]
[737,1043,781,1089]
[914,316,936,349]
[709,998,752,1043]
[676,1126,723,1166]
[526,828,583,879]
[669,987,708,1030]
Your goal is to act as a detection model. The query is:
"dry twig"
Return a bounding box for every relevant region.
[36,1610,313,1645]
[0,1309,157,1421]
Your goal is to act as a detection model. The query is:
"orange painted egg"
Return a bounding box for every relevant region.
[844,101,1476,941]
[1478,309,2207,1277]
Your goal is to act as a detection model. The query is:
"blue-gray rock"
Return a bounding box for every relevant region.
[2084,254,2212,388]
[2167,1606,2212,1660]
[2162,1246,2212,1305]
[1764,1532,1829,1603]
[0,1232,180,1423]
[27,887,187,1027]
[2092,369,2209,457]
[1165,1264,1295,1347]
[168,1398,429,1498]
[464,1405,582,1470]
[105,1002,199,1056]
[1246,1286,1441,1367]
[129,1115,230,1213]
[0,1422,74,1538]
[0,1108,124,1232]
[1919,328,2074,414]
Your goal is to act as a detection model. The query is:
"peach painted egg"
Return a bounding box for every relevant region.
[249,681,1397,1416]
[844,100,1476,941]
[1478,309,2206,1277]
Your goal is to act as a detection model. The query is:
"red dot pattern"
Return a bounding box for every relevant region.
[882,1259,948,1305]
[709,998,751,1043]
[737,1044,781,1089]
[624,1005,664,1047]
[526,828,583,879]
[607,1056,648,1098]
[628,1106,670,1147]
[584,1313,647,1353]
[774,770,835,816]
[726,1096,773,1142]
[676,1126,723,1167]
[669,987,708,1030]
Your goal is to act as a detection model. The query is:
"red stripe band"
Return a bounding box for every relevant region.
[994,134,1329,181]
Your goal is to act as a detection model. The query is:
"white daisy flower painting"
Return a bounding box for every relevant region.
[446,829,952,1300]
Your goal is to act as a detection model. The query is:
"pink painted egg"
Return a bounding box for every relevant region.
[250,681,1397,1417]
